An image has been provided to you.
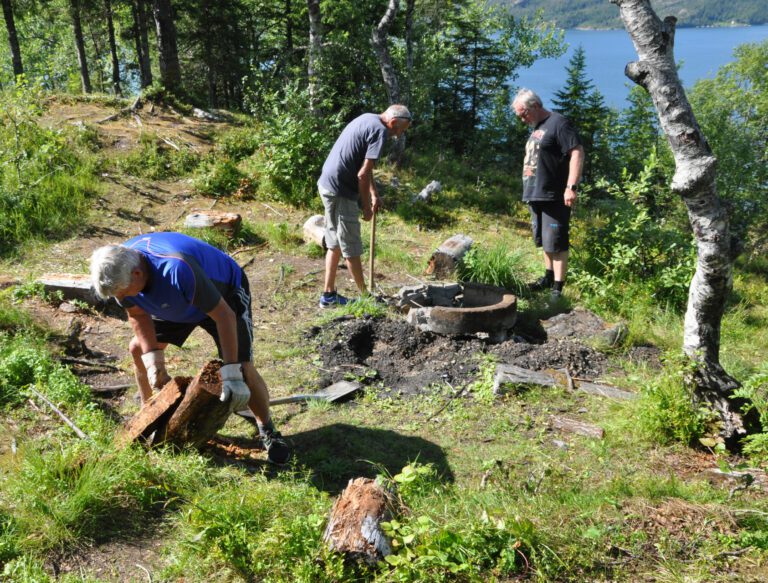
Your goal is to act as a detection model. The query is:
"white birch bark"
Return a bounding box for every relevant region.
[611,0,754,444]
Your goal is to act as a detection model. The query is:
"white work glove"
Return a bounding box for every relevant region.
[219,363,251,412]
[141,350,172,389]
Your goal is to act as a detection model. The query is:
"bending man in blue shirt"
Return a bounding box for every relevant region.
[90,232,290,464]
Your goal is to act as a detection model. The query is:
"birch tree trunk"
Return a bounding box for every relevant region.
[405,0,414,105]
[611,0,756,446]
[1,0,23,78]
[307,0,322,114]
[372,0,405,164]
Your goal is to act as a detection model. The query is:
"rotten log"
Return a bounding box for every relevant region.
[116,377,187,447]
[425,234,473,278]
[577,381,636,401]
[184,210,242,236]
[303,214,325,248]
[35,273,122,316]
[323,477,397,565]
[550,415,605,439]
[158,360,232,447]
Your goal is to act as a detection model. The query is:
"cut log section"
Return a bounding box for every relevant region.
[118,360,235,449]
[36,273,122,316]
[323,477,397,565]
[303,214,326,248]
[425,234,473,278]
[494,364,557,395]
[184,210,242,235]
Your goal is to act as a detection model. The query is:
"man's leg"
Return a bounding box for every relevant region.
[242,361,291,464]
[345,255,367,294]
[323,246,342,293]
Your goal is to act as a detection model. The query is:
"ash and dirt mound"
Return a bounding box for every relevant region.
[309,309,622,396]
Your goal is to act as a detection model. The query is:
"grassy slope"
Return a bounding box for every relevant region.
[1,96,768,582]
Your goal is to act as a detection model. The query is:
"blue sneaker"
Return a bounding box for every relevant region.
[319,292,350,309]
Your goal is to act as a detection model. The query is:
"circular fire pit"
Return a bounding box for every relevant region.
[397,283,517,342]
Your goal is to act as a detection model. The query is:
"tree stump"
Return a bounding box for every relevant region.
[425,234,473,278]
[117,360,234,448]
[323,478,397,565]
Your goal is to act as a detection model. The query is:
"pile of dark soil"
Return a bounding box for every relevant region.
[307,309,626,396]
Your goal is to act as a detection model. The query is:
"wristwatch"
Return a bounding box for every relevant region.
[567,184,578,191]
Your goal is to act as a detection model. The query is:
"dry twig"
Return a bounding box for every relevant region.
[29,387,91,441]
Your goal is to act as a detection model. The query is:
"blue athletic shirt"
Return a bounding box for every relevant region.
[119,232,242,323]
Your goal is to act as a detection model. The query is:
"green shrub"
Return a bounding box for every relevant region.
[192,157,244,197]
[0,84,97,254]
[734,364,768,461]
[458,244,527,294]
[117,131,200,179]
[245,83,342,207]
[637,358,710,445]
[216,125,262,162]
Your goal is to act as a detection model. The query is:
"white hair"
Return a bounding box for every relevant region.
[513,88,543,109]
[383,104,412,121]
[90,245,142,299]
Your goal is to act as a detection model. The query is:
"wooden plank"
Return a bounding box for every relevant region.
[577,381,636,401]
[493,364,557,395]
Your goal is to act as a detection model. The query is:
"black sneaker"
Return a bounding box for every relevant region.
[318,292,350,309]
[550,288,563,301]
[527,275,553,292]
[262,429,292,465]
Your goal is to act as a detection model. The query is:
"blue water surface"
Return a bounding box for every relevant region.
[514,25,768,109]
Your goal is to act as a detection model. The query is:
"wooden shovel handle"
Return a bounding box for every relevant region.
[369,210,377,291]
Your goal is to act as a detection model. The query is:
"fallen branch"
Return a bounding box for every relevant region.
[29,387,91,441]
[97,94,142,123]
[261,202,286,218]
[60,357,121,371]
[161,136,180,151]
[428,381,467,421]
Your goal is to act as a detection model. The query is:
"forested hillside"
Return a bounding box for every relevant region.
[507,0,768,28]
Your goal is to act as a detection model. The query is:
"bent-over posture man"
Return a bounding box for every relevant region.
[317,104,411,308]
[90,232,290,464]
[512,88,584,299]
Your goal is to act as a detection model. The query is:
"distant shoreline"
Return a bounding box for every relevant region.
[567,22,766,32]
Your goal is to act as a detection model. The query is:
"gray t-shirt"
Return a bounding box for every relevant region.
[318,113,388,201]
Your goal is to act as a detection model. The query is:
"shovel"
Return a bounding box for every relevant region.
[235,380,362,419]
[369,209,377,292]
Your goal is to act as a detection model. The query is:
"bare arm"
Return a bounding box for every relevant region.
[357,158,379,220]
[564,145,585,207]
[207,297,239,364]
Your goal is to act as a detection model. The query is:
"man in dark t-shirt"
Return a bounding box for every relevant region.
[90,232,290,464]
[317,104,411,308]
[512,88,584,298]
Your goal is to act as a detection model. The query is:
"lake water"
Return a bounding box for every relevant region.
[514,25,768,110]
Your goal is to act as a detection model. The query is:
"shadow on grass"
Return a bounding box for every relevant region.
[290,423,454,494]
[206,423,454,495]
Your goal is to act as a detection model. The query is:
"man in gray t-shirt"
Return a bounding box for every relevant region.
[318,104,411,308]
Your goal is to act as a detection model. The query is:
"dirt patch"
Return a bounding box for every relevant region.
[309,311,617,396]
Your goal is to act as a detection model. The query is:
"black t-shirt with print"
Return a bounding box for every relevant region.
[521,112,581,203]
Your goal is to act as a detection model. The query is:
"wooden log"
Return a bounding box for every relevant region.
[36,273,122,316]
[425,234,473,278]
[303,214,325,248]
[116,377,188,447]
[184,210,242,235]
[158,360,233,447]
[550,415,605,439]
[493,364,557,395]
[323,477,396,565]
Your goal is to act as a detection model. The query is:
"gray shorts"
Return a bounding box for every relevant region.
[320,188,363,258]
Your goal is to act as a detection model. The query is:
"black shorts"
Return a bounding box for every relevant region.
[529,201,571,253]
[153,274,253,363]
